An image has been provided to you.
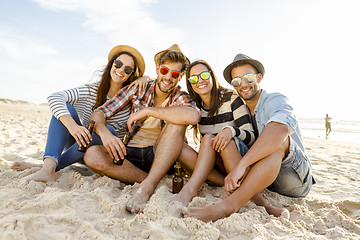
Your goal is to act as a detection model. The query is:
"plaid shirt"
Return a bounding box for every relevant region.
[96,79,200,128]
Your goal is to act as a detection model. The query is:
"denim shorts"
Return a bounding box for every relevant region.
[233,137,249,157]
[267,137,316,198]
[125,146,155,173]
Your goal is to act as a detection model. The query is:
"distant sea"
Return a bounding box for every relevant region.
[298,117,360,144]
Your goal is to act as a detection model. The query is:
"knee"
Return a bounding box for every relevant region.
[199,134,214,148]
[201,134,214,143]
[165,123,186,135]
[84,145,110,171]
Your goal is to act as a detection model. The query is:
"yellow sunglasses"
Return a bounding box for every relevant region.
[188,71,211,84]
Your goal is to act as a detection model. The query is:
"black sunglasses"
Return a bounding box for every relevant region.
[113,60,134,75]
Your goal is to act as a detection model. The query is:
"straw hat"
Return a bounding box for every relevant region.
[108,45,145,76]
[223,53,265,84]
[154,44,190,66]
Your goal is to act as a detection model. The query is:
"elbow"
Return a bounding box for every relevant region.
[279,123,291,136]
[90,111,103,121]
[188,111,200,125]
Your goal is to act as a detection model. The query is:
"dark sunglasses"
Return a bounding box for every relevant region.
[188,71,211,84]
[159,66,180,79]
[231,74,257,87]
[113,60,134,75]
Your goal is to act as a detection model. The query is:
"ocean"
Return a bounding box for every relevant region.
[298,117,360,144]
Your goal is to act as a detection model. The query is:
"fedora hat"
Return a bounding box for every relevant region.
[108,45,145,76]
[154,44,190,66]
[223,53,265,84]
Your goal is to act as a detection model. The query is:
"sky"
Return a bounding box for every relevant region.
[1,0,359,121]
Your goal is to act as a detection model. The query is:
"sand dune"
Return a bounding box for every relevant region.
[0,101,359,240]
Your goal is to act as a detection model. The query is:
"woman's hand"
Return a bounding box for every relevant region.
[212,127,233,152]
[68,124,93,148]
[129,75,153,93]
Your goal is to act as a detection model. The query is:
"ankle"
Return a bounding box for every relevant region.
[43,158,57,171]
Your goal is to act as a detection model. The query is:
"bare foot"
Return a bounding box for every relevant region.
[280,209,290,219]
[11,161,41,171]
[262,203,290,219]
[126,186,153,214]
[24,158,56,183]
[171,188,196,207]
[24,168,56,183]
[252,193,290,219]
[182,203,230,223]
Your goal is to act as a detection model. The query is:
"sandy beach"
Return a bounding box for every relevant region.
[0,100,359,240]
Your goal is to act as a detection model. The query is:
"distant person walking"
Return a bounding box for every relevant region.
[325,114,332,139]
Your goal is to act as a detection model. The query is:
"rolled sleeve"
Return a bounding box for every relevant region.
[267,112,297,134]
[171,90,201,116]
[264,93,297,134]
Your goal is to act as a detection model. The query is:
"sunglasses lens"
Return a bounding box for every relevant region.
[231,78,241,87]
[114,60,123,69]
[244,74,256,83]
[171,71,180,79]
[160,67,169,75]
[188,76,199,84]
[124,66,133,75]
[200,71,210,80]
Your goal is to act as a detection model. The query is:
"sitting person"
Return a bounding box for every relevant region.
[12,45,147,182]
[83,44,200,213]
[182,54,316,222]
[172,59,286,219]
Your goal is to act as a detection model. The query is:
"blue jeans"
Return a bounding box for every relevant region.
[43,103,117,171]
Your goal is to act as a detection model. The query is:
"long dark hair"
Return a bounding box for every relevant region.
[186,60,225,119]
[185,60,226,144]
[92,52,140,110]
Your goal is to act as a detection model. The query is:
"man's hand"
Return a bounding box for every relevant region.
[212,127,233,152]
[127,109,149,132]
[224,164,248,195]
[101,132,127,162]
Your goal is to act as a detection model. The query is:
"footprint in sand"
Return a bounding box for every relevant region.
[1,153,26,162]
[336,200,360,220]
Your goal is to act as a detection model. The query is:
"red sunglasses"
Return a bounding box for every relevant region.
[159,66,180,79]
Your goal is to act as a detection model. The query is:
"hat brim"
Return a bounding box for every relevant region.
[108,45,145,76]
[223,59,265,84]
[154,49,190,66]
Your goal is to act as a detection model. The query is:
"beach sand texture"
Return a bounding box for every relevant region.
[1,101,359,240]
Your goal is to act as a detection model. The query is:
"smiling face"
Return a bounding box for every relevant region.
[110,54,135,87]
[189,64,213,97]
[231,64,262,101]
[156,60,183,94]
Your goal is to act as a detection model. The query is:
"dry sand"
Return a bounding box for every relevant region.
[0,101,359,240]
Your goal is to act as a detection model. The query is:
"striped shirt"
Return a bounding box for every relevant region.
[199,89,255,147]
[47,82,131,138]
[96,79,200,131]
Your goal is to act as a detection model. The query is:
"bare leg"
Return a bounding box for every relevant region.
[172,134,221,206]
[183,146,284,222]
[222,139,289,219]
[84,145,147,183]
[24,158,56,182]
[11,161,42,171]
[126,124,186,214]
[178,142,224,186]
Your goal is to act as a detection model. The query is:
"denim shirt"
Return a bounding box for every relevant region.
[253,90,305,153]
